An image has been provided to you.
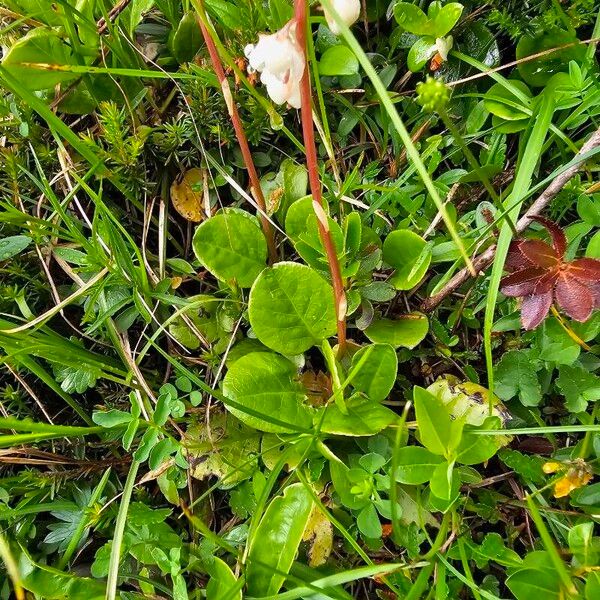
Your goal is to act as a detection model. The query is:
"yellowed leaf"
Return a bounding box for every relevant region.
[170,168,205,222]
[303,506,333,567]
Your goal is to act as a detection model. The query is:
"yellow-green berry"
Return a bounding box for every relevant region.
[416,76,450,113]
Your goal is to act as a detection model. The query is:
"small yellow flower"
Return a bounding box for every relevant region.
[543,459,593,498]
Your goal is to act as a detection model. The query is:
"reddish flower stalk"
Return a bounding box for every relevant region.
[294,0,347,353]
[195,5,277,263]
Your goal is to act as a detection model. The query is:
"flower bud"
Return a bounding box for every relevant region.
[416,76,450,113]
[244,21,305,109]
[324,0,361,35]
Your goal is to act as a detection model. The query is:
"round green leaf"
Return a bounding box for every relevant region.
[192,208,267,288]
[516,29,585,88]
[222,352,312,433]
[365,313,428,349]
[319,45,359,76]
[356,503,382,539]
[248,262,337,355]
[431,2,463,37]
[393,3,429,35]
[383,229,431,290]
[394,446,444,484]
[351,344,398,402]
[2,29,79,91]
[577,195,600,226]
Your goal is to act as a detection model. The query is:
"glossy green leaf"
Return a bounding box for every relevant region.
[393,3,429,35]
[319,45,359,76]
[429,2,463,37]
[192,208,267,288]
[456,422,504,465]
[0,235,31,260]
[407,37,437,72]
[414,386,463,457]
[356,503,381,539]
[429,460,455,501]
[365,313,428,349]
[383,229,431,290]
[319,395,396,436]
[206,556,242,600]
[350,344,397,401]
[285,197,344,270]
[246,483,314,596]
[1,29,79,91]
[248,262,337,355]
[222,352,313,433]
[172,11,203,63]
[586,571,600,599]
[394,446,444,484]
[516,29,585,87]
[506,567,561,600]
[329,459,371,510]
[483,80,532,121]
[394,1,462,37]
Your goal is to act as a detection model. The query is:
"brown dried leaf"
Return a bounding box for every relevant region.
[170,168,205,222]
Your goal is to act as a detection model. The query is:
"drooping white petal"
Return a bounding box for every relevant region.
[324,0,361,35]
[435,36,453,61]
[244,21,305,108]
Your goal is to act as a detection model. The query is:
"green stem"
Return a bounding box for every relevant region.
[404,560,435,600]
[58,468,112,569]
[105,460,140,600]
[525,494,577,597]
[321,0,474,275]
[483,93,554,408]
[438,108,509,228]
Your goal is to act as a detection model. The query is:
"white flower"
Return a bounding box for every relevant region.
[323,0,361,35]
[244,21,305,109]
[435,36,453,61]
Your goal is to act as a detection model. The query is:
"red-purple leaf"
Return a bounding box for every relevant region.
[521,292,553,330]
[500,267,548,297]
[519,239,560,269]
[568,258,600,282]
[555,275,594,322]
[589,282,600,309]
[505,240,536,272]
[529,216,567,257]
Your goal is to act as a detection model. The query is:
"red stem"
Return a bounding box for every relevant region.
[196,8,277,263]
[294,0,347,353]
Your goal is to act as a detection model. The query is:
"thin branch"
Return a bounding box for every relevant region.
[194,1,277,263]
[294,0,347,353]
[421,126,600,312]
